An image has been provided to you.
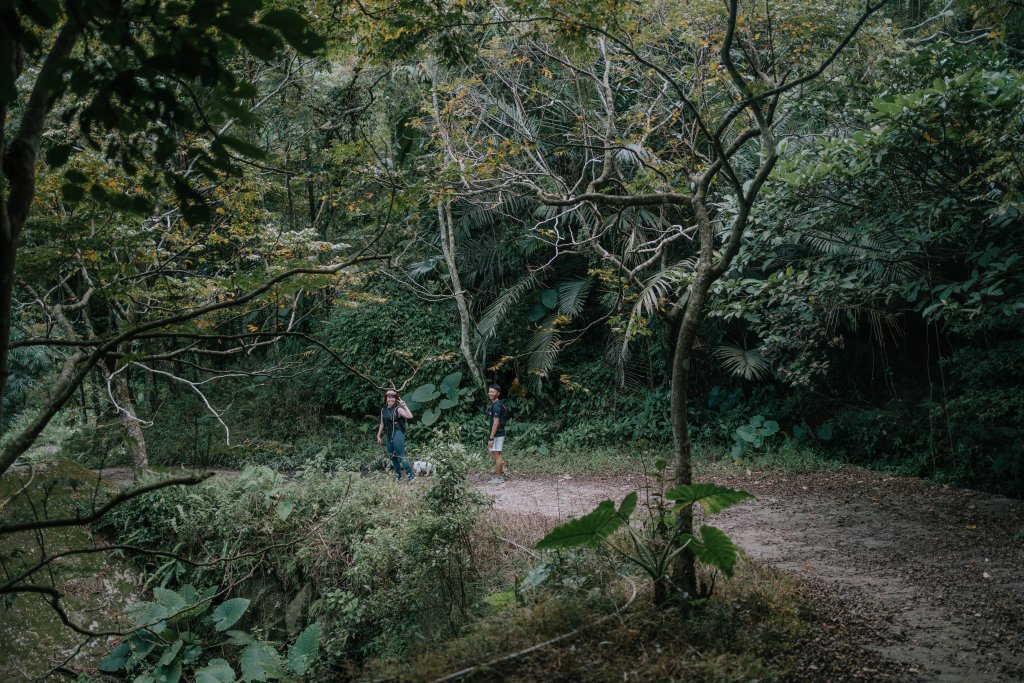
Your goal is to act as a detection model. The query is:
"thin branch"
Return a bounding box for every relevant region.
[0,474,211,535]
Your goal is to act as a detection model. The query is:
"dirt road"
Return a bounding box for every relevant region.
[473,469,1024,682]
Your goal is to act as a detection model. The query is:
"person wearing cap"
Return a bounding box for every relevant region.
[377,389,415,483]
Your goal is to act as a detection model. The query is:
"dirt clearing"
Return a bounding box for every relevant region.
[472,469,1024,682]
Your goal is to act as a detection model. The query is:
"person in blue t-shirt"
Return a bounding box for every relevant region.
[485,384,509,485]
[377,389,415,483]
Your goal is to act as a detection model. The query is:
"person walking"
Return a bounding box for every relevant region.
[378,389,415,483]
[485,384,509,485]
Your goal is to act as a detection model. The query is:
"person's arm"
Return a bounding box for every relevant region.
[377,415,384,444]
[489,409,499,442]
[397,399,413,420]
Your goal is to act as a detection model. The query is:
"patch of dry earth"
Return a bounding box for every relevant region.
[472,469,1024,682]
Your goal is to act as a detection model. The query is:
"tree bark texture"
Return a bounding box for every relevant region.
[438,201,486,388]
[107,367,149,468]
[0,18,81,431]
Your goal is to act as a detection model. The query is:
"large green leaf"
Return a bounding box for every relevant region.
[287,622,321,675]
[225,630,254,647]
[239,642,286,682]
[541,288,558,309]
[211,598,250,632]
[128,601,170,633]
[99,642,132,672]
[617,491,638,518]
[407,383,440,403]
[691,525,740,577]
[195,658,237,683]
[156,639,183,667]
[153,587,188,614]
[152,658,182,683]
[439,371,463,400]
[421,407,440,426]
[665,483,754,515]
[536,493,637,549]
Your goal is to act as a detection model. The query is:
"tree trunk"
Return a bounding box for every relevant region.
[438,201,485,387]
[0,228,15,431]
[106,363,148,468]
[669,266,715,600]
[669,335,698,600]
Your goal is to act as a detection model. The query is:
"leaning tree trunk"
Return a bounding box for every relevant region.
[438,201,486,387]
[104,361,148,468]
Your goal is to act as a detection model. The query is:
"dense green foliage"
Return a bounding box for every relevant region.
[3,0,1024,678]
[99,442,490,674]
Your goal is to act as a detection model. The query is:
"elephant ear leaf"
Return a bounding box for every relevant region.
[439,372,463,400]
[536,493,637,549]
[665,483,753,515]
[407,383,440,403]
[690,525,741,577]
[211,598,250,632]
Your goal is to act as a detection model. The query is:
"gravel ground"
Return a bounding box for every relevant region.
[473,469,1024,682]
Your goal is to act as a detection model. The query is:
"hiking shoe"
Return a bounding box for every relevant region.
[500,469,510,481]
[487,476,505,485]
[407,475,416,484]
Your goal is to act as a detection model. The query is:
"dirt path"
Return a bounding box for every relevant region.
[471,469,1024,682]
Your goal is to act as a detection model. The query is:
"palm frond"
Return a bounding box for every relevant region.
[632,260,696,321]
[713,343,771,381]
[617,259,696,362]
[526,323,559,387]
[476,274,539,349]
[557,278,593,317]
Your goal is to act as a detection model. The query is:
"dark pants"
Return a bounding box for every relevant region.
[386,430,413,480]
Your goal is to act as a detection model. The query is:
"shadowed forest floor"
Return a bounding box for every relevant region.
[472,469,1024,682]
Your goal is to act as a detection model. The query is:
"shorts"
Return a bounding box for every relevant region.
[489,436,505,452]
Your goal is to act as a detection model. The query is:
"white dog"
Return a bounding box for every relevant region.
[412,460,435,476]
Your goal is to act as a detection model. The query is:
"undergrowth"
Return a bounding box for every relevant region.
[370,561,811,682]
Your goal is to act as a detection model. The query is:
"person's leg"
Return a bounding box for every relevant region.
[488,436,506,483]
[493,436,507,479]
[393,431,414,481]
[386,437,402,480]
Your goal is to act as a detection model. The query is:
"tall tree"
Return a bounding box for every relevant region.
[0,0,335,474]
[434,0,887,600]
